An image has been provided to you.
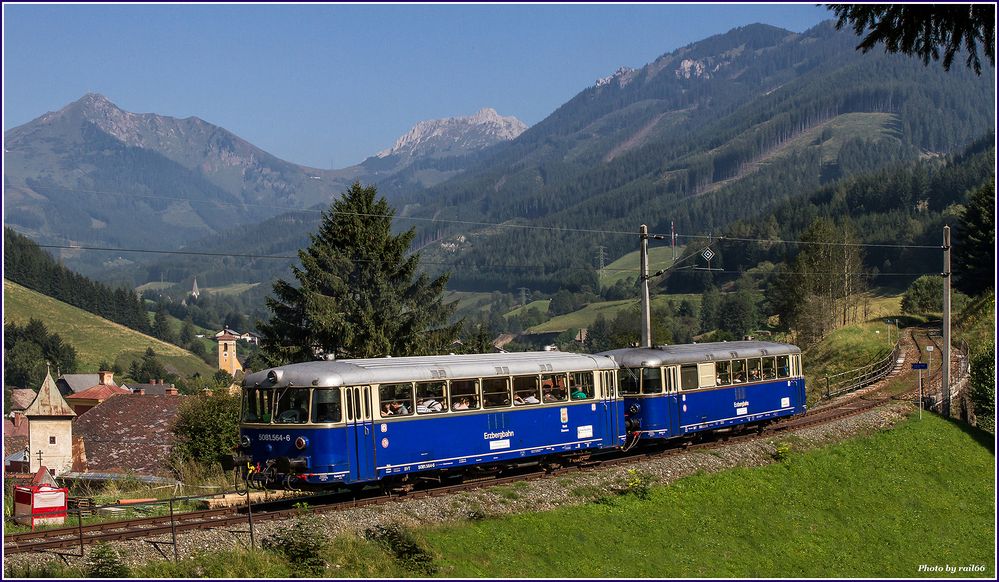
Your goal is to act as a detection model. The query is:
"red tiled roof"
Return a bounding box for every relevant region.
[66,384,131,401]
[11,389,37,410]
[4,430,28,458]
[72,395,186,476]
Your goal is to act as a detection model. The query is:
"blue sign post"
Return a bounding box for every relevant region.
[912,363,928,418]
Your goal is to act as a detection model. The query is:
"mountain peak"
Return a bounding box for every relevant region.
[376,108,527,159]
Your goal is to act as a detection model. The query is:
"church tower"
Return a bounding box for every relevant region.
[217,329,243,376]
[191,277,200,300]
[24,369,76,475]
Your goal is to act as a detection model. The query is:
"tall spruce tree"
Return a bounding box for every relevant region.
[954,182,995,297]
[259,182,460,363]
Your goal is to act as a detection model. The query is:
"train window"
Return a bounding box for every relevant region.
[450,379,480,410]
[762,357,776,380]
[274,388,310,424]
[715,361,731,386]
[747,358,763,382]
[732,359,747,383]
[416,381,448,414]
[642,368,663,394]
[604,371,616,398]
[665,367,676,393]
[619,368,641,395]
[379,383,415,417]
[680,365,699,390]
[541,373,568,403]
[482,377,511,408]
[698,363,716,388]
[311,388,343,423]
[776,355,790,379]
[569,371,594,400]
[241,387,273,423]
[513,376,541,405]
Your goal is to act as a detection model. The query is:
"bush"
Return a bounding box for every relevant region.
[968,342,995,433]
[86,543,130,578]
[773,442,793,463]
[623,469,654,500]
[261,517,329,575]
[363,523,438,575]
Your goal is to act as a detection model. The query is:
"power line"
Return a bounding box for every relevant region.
[15,183,945,249]
[33,243,940,278]
[670,233,943,250]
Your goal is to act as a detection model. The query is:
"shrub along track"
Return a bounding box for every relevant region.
[4,327,950,559]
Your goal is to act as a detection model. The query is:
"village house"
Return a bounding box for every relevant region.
[64,371,131,415]
[56,371,118,398]
[121,378,180,396]
[71,394,185,476]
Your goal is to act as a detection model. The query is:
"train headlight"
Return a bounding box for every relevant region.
[295,436,308,450]
[240,435,251,449]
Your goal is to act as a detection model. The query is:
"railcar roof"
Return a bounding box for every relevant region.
[243,351,619,388]
[598,341,800,367]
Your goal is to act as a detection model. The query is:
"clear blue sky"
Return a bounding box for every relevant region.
[3,3,832,169]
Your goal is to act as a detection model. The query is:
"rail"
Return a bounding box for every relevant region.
[821,340,902,399]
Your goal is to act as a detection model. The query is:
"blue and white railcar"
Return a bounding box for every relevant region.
[599,341,806,441]
[237,352,623,489]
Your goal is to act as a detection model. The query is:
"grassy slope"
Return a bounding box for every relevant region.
[528,294,702,333]
[426,413,994,578]
[4,280,214,378]
[600,245,683,288]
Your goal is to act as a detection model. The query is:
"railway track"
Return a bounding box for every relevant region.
[5,327,948,558]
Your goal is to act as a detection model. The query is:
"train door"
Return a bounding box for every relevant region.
[664,366,680,436]
[600,370,622,447]
[344,386,376,482]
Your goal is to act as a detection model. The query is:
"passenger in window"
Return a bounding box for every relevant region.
[453,397,471,410]
[418,399,444,413]
[571,387,588,400]
[389,401,409,415]
[750,368,761,381]
[542,388,557,402]
[381,402,394,416]
[734,371,746,383]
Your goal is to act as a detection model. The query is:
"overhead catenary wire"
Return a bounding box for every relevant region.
[31,243,940,278]
[12,184,946,249]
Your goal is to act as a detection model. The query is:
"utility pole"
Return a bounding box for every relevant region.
[640,225,652,348]
[671,221,676,263]
[942,226,951,417]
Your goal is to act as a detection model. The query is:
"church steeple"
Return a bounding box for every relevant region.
[24,369,76,475]
[191,277,200,299]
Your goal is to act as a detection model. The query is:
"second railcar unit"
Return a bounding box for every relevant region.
[236,351,624,490]
[599,341,806,441]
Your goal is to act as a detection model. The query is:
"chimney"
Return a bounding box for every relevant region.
[98,370,114,385]
[166,384,178,396]
[158,379,165,385]
[135,388,145,395]
[150,379,158,385]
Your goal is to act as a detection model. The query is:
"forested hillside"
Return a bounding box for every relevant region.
[405,21,994,291]
[4,228,152,333]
